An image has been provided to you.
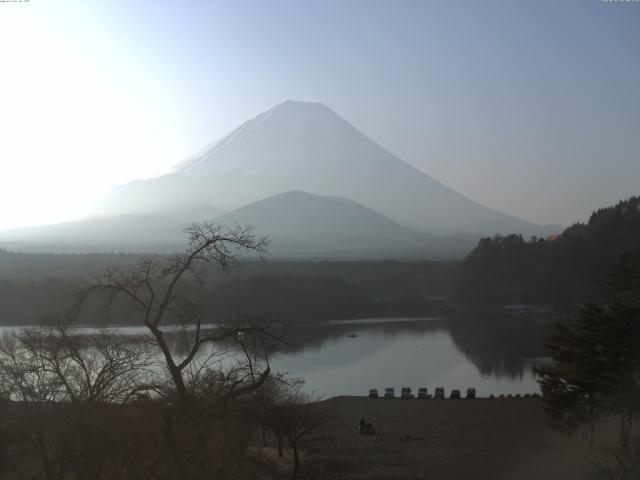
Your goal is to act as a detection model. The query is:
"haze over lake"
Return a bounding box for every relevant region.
[274,318,540,398]
[0,317,540,398]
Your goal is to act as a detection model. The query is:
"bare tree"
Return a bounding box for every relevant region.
[0,223,293,480]
[0,325,159,480]
[71,223,292,480]
[38,325,158,479]
[35,325,159,404]
[248,378,330,480]
[246,373,297,458]
[590,438,640,480]
[0,348,18,480]
[0,330,67,480]
[73,222,271,406]
[281,392,331,480]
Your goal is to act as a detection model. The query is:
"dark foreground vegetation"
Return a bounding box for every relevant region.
[534,249,640,480]
[0,324,336,480]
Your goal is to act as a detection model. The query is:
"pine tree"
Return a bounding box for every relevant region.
[536,304,614,443]
[536,252,640,444]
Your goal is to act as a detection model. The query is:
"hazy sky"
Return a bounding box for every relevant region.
[1,0,638,230]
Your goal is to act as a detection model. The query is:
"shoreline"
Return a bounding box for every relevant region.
[313,395,597,480]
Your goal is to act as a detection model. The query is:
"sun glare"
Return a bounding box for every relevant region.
[0,6,156,230]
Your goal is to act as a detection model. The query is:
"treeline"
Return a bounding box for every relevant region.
[455,196,640,306]
[0,249,141,280]
[0,260,457,325]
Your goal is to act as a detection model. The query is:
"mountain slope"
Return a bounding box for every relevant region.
[0,191,476,257]
[102,100,548,236]
[0,214,187,252]
[0,201,220,253]
[214,190,426,255]
[211,191,473,258]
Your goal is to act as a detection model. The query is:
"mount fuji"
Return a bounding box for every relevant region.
[101,100,547,237]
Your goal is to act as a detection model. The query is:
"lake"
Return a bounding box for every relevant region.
[0,316,545,399]
[271,317,543,398]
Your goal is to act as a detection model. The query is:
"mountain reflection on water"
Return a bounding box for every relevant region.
[0,313,548,399]
[270,313,548,398]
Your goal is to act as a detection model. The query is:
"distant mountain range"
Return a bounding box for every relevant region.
[212,191,475,258]
[101,100,559,236]
[0,214,186,253]
[0,100,562,257]
[0,191,477,257]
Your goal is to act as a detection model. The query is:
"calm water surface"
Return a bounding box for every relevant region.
[272,317,541,398]
[0,317,543,398]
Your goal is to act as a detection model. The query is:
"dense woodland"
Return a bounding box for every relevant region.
[0,255,456,325]
[455,197,640,307]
